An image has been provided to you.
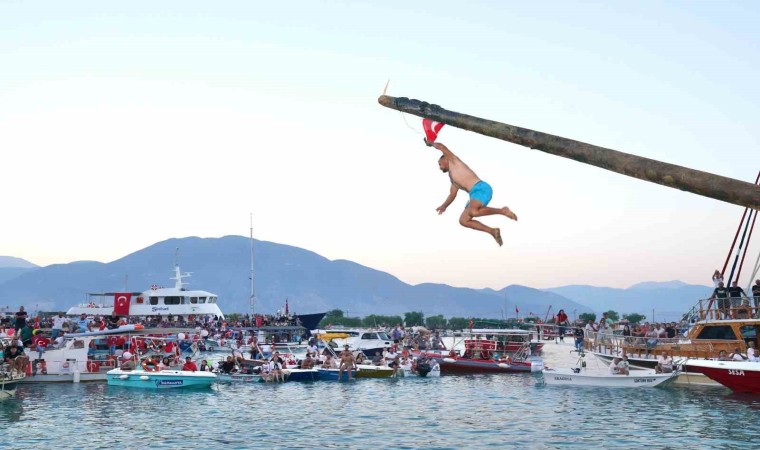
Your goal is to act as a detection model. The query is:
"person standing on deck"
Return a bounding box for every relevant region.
[427,140,518,246]
[727,281,748,316]
[709,282,730,319]
[752,280,760,317]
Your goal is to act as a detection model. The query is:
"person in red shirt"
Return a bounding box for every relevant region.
[181,356,198,372]
[555,309,569,343]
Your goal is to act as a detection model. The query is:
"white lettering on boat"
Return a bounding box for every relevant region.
[727,370,745,376]
[634,378,656,383]
[554,376,572,381]
[156,380,184,386]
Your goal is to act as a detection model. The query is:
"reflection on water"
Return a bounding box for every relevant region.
[2,375,759,448]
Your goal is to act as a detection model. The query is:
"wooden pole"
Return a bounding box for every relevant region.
[378,95,760,210]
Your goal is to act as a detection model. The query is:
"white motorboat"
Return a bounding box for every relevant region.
[542,367,678,388]
[106,368,216,389]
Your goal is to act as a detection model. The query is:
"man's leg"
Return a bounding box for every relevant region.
[459,206,502,246]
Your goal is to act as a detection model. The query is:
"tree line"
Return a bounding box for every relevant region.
[317,309,652,330]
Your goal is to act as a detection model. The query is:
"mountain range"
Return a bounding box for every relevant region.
[0,237,713,321]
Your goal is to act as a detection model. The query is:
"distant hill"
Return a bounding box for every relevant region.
[0,256,38,269]
[0,236,592,318]
[544,282,714,321]
[0,256,39,286]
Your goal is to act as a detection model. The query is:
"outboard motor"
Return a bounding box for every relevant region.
[416,358,432,377]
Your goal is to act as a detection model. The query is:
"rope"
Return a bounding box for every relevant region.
[400,111,424,136]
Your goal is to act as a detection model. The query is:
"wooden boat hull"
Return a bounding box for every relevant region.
[542,368,678,388]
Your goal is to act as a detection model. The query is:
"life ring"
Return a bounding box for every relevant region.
[62,362,70,369]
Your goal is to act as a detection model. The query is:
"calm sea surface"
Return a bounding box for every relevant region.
[2,374,759,449]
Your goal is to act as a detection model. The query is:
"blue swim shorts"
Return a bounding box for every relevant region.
[466,180,493,208]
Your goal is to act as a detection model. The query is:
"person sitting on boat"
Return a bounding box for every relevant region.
[371,350,384,366]
[199,360,213,372]
[339,346,356,381]
[141,355,161,372]
[355,353,367,365]
[655,352,674,373]
[747,349,760,363]
[181,356,198,372]
[644,327,659,357]
[220,356,237,374]
[617,355,630,375]
[268,353,284,382]
[306,340,319,358]
[717,350,731,361]
[4,342,29,375]
[322,354,338,369]
[729,347,746,361]
[608,357,626,375]
[301,354,315,369]
[120,352,136,370]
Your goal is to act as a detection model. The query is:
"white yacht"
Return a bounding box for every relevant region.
[66,265,225,320]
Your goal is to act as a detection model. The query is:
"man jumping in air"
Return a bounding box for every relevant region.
[428,140,517,246]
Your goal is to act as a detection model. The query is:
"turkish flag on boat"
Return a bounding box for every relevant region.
[515,306,519,314]
[285,299,289,316]
[422,118,444,143]
[113,293,132,316]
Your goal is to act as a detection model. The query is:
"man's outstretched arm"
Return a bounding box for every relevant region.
[436,184,459,214]
[425,140,456,158]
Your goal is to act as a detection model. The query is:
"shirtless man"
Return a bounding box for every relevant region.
[338,346,356,382]
[428,140,517,246]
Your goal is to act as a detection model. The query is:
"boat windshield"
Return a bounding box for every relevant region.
[377,332,391,341]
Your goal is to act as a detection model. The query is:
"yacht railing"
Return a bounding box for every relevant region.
[581,330,745,359]
[688,297,760,321]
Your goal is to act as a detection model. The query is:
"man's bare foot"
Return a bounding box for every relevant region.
[492,228,503,247]
[502,207,518,221]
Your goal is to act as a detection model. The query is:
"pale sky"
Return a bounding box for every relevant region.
[1,1,758,290]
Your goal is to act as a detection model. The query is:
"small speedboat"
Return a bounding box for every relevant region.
[106,368,216,389]
[541,367,678,388]
[355,365,394,379]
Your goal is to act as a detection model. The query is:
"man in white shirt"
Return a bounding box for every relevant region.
[656,352,673,373]
[306,341,319,358]
[747,349,760,362]
[51,313,67,340]
[609,357,624,375]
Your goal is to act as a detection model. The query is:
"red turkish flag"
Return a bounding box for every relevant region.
[422,119,444,143]
[113,293,132,316]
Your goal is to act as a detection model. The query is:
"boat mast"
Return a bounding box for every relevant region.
[249,213,256,317]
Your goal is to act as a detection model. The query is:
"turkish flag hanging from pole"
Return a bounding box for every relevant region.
[285,299,289,316]
[515,306,519,314]
[422,118,444,143]
[113,293,132,316]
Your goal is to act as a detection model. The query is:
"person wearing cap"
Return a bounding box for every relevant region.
[181,356,198,372]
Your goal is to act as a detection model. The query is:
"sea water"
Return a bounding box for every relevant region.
[1,374,759,449]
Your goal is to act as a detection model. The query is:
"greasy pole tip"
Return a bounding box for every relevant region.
[378,95,395,107]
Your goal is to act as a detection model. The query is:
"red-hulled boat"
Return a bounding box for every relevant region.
[415,330,544,374]
[684,360,760,393]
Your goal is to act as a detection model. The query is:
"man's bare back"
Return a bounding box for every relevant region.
[428,140,517,246]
